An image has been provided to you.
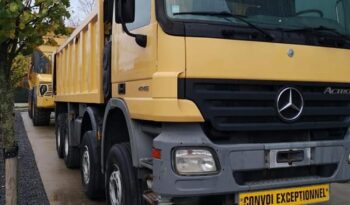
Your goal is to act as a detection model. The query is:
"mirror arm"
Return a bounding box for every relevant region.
[120,16,147,48]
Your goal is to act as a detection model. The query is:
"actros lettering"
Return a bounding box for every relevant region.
[324,87,350,95]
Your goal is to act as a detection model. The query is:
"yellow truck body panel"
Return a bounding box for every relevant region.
[55,0,202,121]
[54,3,104,104]
[185,38,350,83]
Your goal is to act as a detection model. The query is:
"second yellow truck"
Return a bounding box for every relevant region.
[54,0,350,204]
[28,36,65,126]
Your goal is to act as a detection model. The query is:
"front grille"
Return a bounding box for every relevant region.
[179,79,350,143]
[233,164,337,186]
[44,84,53,96]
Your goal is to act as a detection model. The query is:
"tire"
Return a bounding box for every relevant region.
[32,90,51,126]
[28,90,33,119]
[105,144,143,205]
[55,114,65,158]
[81,131,104,199]
[63,114,80,169]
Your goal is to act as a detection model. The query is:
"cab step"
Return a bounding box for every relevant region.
[143,190,173,205]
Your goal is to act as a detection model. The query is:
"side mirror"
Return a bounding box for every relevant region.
[114,0,147,48]
[115,0,135,24]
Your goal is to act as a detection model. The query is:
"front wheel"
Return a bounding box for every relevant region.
[28,89,33,119]
[105,144,143,205]
[32,94,51,126]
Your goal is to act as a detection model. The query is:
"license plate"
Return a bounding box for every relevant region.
[239,184,329,205]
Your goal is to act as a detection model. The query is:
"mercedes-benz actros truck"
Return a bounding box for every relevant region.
[53,0,350,204]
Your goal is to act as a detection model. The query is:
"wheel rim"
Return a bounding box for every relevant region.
[64,134,69,157]
[109,165,122,205]
[82,146,90,184]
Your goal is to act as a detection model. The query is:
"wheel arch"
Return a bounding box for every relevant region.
[81,107,100,140]
[101,99,139,173]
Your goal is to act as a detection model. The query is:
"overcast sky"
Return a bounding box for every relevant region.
[69,0,81,16]
[68,0,96,27]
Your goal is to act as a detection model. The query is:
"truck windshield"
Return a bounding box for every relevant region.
[165,0,350,37]
[32,50,51,74]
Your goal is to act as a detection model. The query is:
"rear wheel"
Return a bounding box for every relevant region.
[55,114,65,158]
[105,144,143,205]
[63,114,80,168]
[81,131,104,199]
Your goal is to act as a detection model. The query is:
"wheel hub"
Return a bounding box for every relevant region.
[109,166,122,205]
[82,146,90,184]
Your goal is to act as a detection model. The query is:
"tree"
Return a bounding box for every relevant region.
[11,54,29,88]
[0,0,70,203]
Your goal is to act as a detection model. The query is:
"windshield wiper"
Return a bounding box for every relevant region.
[283,26,350,42]
[173,11,274,41]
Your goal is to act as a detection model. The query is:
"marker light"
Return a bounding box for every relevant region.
[152,148,161,159]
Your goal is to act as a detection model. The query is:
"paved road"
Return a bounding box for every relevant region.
[22,112,104,205]
[21,112,350,205]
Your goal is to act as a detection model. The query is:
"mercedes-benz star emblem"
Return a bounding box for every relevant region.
[276,87,304,121]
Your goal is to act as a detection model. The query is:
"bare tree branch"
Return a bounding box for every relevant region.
[78,0,96,16]
[67,0,96,28]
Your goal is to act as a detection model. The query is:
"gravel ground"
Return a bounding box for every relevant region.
[0,112,49,205]
[15,112,49,205]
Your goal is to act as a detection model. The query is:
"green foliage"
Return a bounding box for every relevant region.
[0,0,70,59]
[11,54,29,87]
[0,0,70,150]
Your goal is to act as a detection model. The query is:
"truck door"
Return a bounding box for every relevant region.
[114,0,157,84]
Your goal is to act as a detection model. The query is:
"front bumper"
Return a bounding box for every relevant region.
[152,124,350,197]
[36,95,55,109]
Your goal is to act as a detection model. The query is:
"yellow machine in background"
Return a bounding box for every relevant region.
[28,36,65,126]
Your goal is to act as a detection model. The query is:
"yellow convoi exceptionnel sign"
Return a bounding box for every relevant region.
[239,184,329,205]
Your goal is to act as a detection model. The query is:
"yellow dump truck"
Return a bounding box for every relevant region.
[28,37,65,126]
[54,0,350,204]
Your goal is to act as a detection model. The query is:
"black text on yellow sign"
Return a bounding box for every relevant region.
[239,184,329,205]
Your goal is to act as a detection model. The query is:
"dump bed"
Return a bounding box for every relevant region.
[54,0,104,104]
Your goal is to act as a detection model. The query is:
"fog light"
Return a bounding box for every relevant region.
[174,148,218,175]
[39,84,48,96]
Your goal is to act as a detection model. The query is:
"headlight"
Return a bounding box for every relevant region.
[174,148,218,175]
[39,84,48,96]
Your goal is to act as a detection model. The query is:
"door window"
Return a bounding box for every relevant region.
[126,0,151,30]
